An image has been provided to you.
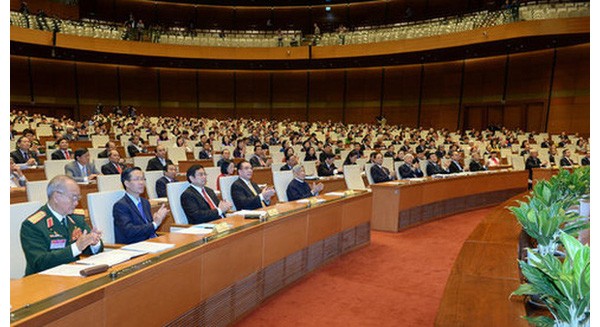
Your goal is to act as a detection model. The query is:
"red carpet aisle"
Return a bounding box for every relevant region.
[235,208,491,327]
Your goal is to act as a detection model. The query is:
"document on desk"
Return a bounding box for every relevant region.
[76,249,143,267]
[325,192,345,197]
[296,198,326,204]
[121,241,175,254]
[39,264,85,277]
[172,223,216,235]
[227,210,268,218]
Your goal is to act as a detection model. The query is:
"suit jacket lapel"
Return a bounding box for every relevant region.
[43,205,70,238]
[190,186,211,208]
[124,195,145,223]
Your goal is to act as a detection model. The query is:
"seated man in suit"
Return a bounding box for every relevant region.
[11,136,39,166]
[127,135,147,157]
[469,152,487,172]
[370,152,396,183]
[101,150,127,175]
[426,153,450,176]
[581,151,590,166]
[198,142,213,159]
[181,165,233,224]
[317,152,343,177]
[525,149,548,189]
[281,154,298,171]
[398,154,424,179]
[560,149,576,167]
[113,167,170,244]
[447,151,466,174]
[20,175,103,275]
[98,141,117,158]
[249,146,272,168]
[155,163,178,198]
[50,137,73,160]
[146,145,173,171]
[231,160,276,210]
[287,164,324,201]
[319,143,335,162]
[216,149,232,168]
[64,148,101,182]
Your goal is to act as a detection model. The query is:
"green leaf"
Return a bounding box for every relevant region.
[523,315,555,327]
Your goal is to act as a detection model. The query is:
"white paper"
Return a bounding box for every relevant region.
[121,241,175,254]
[407,177,426,181]
[296,198,326,204]
[305,175,320,180]
[325,192,345,196]
[76,249,139,267]
[226,210,267,217]
[172,223,216,235]
[39,264,84,277]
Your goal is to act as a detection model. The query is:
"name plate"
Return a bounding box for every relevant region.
[266,208,280,217]
[213,222,230,233]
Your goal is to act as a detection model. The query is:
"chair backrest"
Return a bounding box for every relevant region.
[270,162,285,173]
[419,160,429,176]
[11,201,43,279]
[26,180,49,203]
[510,155,525,171]
[144,170,164,199]
[364,163,375,185]
[500,148,512,158]
[93,158,109,173]
[344,164,367,190]
[44,159,73,180]
[273,171,294,202]
[166,181,191,224]
[133,156,154,171]
[147,135,159,146]
[394,161,404,179]
[91,135,109,148]
[219,175,239,211]
[382,157,394,172]
[356,158,368,170]
[303,161,317,176]
[212,153,223,166]
[87,190,126,244]
[88,147,104,159]
[167,147,187,165]
[270,151,284,164]
[96,174,124,192]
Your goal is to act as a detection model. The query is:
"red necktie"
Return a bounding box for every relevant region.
[202,188,217,210]
[64,150,70,159]
[115,163,122,173]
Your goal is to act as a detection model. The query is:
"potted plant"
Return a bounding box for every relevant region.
[512,232,590,327]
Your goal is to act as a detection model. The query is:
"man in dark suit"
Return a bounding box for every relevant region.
[370,152,395,183]
[216,149,232,168]
[249,146,271,168]
[146,145,173,171]
[447,151,465,174]
[415,139,427,154]
[198,142,213,160]
[11,136,39,166]
[50,137,73,160]
[101,150,127,175]
[426,153,449,176]
[469,152,487,172]
[64,148,101,182]
[113,167,170,244]
[581,151,590,166]
[398,154,424,179]
[155,163,178,198]
[180,165,233,224]
[231,160,276,210]
[319,143,335,162]
[560,149,576,167]
[98,141,117,158]
[317,153,342,177]
[525,149,548,189]
[287,165,324,201]
[20,175,103,275]
[280,154,298,171]
[127,135,147,157]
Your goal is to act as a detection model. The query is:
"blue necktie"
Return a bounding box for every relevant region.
[137,200,156,238]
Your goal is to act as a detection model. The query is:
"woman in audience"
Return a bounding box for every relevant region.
[283,147,295,162]
[222,135,233,147]
[233,139,246,158]
[216,160,235,191]
[175,136,192,152]
[486,151,501,167]
[343,150,360,166]
[304,147,318,162]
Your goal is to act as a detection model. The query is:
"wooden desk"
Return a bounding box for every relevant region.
[22,167,46,181]
[434,194,528,327]
[178,160,215,173]
[11,191,372,326]
[371,170,528,232]
[531,166,577,184]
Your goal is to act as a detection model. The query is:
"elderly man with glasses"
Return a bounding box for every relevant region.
[20,175,104,276]
[113,167,170,244]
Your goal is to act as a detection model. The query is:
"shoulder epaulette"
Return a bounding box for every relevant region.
[27,211,46,224]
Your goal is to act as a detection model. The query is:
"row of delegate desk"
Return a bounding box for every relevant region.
[11,168,541,326]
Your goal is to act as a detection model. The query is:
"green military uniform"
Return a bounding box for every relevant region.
[20,204,103,276]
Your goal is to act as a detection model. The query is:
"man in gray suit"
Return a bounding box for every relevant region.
[64,148,100,182]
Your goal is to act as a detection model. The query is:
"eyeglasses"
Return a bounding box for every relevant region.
[56,190,82,202]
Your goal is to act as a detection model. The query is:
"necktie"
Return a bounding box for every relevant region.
[63,216,69,231]
[247,181,266,208]
[201,188,217,210]
[137,201,150,223]
[82,165,87,176]
[115,163,122,174]
[23,151,28,160]
[64,150,70,159]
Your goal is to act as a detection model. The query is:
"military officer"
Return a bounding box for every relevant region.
[20,175,103,276]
